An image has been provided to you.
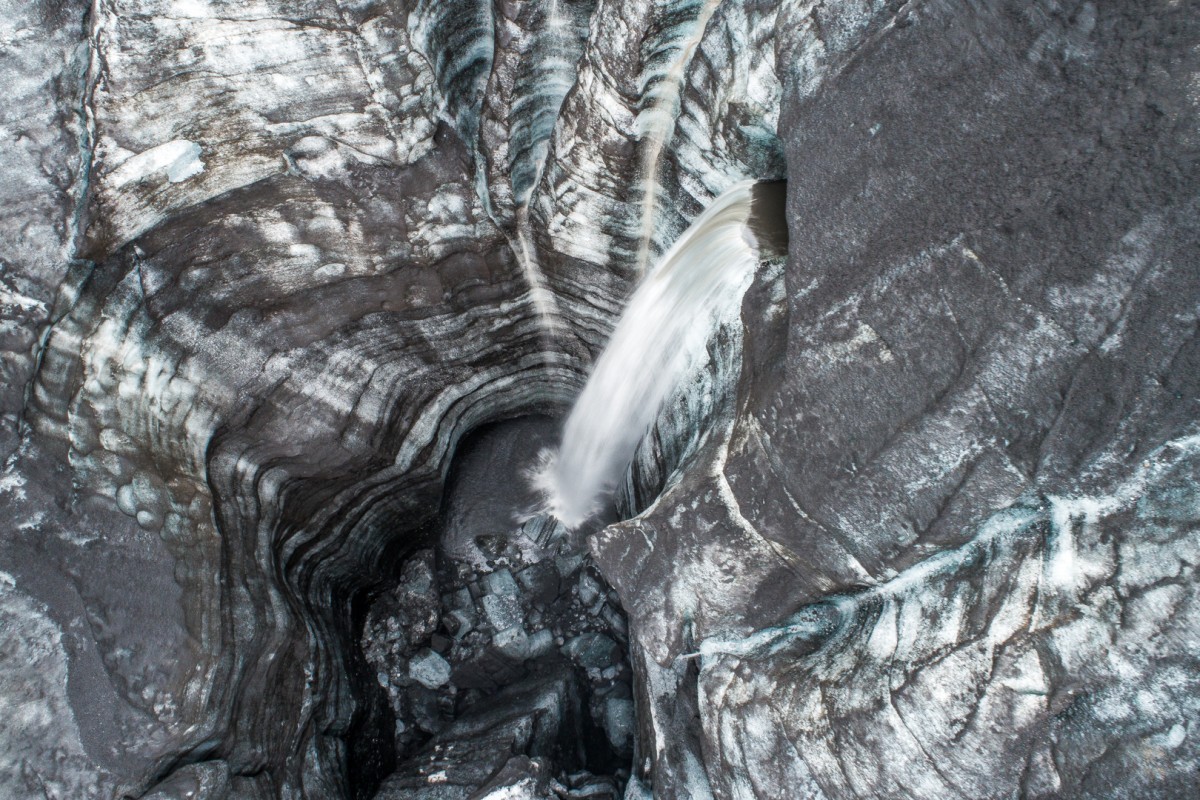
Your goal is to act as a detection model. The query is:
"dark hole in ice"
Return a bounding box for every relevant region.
[353,416,634,799]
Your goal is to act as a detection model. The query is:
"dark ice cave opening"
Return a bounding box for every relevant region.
[328,180,788,800]
[352,416,635,799]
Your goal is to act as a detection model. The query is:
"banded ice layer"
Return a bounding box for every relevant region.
[542,180,764,527]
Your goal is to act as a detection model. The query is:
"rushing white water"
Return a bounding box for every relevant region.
[542,180,777,528]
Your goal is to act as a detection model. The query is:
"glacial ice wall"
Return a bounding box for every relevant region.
[0,0,1197,799]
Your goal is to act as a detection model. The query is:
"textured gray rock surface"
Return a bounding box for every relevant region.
[0,0,1196,799]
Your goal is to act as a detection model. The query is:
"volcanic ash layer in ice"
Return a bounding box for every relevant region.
[0,1,1198,799]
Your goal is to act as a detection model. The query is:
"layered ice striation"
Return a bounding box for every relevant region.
[542,180,786,528]
[1,1,1197,798]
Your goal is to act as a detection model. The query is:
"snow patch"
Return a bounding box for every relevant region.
[0,283,46,313]
[110,139,205,189]
[314,263,347,279]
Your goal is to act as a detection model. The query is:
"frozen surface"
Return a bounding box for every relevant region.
[0,1,1196,799]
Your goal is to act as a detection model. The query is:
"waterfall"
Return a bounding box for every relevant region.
[542,180,787,528]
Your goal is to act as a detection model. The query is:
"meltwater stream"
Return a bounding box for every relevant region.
[542,180,787,528]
